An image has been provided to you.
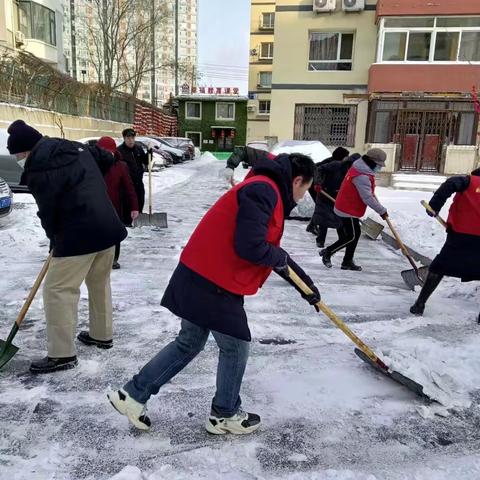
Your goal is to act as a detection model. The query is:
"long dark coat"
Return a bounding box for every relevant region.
[21,138,127,257]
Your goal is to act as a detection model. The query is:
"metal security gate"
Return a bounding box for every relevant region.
[294,104,357,147]
[396,110,451,172]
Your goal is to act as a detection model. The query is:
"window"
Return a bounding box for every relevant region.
[185,102,201,119]
[261,12,275,29]
[186,132,202,147]
[260,42,274,59]
[259,100,271,115]
[18,1,56,46]
[308,32,354,71]
[380,17,480,63]
[258,71,272,88]
[294,104,357,147]
[216,103,235,120]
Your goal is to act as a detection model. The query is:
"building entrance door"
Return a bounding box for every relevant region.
[396,110,450,172]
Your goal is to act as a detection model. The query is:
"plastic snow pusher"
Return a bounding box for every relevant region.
[287,266,432,401]
[0,254,51,370]
[135,149,168,228]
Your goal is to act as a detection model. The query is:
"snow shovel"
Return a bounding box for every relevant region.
[385,218,428,290]
[287,266,431,401]
[0,253,52,370]
[420,200,448,228]
[135,149,168,228]
[319,190,384,240]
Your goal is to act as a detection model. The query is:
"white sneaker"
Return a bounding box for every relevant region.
[205,409,261,435]
[107,389,151,431]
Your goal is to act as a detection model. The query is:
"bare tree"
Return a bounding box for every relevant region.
[78,0,167,93]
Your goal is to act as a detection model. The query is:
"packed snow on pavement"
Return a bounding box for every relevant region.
[1,153,479,480]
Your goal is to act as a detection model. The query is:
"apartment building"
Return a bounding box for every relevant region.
[0,0,65,70]
[248,0,480,178]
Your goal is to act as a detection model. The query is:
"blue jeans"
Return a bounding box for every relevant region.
[123,319,250,417]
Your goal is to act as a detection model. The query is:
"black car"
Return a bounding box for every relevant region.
[0,129,27,193]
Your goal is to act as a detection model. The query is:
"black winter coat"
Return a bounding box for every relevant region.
[117,142,148,186]
[312,157,355,229]
[161,154,300,341]
[428,170,480,281]
[21,138,127,257]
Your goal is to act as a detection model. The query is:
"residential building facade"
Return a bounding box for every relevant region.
[0,0,65,70]
[177,91,247,152]
[248,0,480,179]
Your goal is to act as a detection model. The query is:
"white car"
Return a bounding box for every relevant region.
[136,136,185,164]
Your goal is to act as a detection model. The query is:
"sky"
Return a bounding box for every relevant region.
[197,0,250,94]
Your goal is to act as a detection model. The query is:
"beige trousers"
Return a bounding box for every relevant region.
[43,246,115,357]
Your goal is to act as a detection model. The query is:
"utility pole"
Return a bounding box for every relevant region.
[175,0,179,96]
[151,0,156,105]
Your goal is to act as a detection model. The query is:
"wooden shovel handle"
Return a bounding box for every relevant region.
[420,200,447,228]
[148,149,153,216]
[15,253,52,327]
[319,189,336,203]
[287,266,385,368]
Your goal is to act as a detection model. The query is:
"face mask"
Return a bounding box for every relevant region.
[373,165,382,173]
[17,158,26,168]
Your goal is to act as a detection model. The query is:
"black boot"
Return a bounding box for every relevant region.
[30,356,78,374]
[409,271,443,316]
[112,261,121,270]
[306,223,319,236]
[77,331,113,349]
[477,312,480,324]
[319,249,332,268]
[341,260,362,271]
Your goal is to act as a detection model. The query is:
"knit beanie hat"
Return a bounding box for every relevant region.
[97,136,117,153]
[7,120,43,154]
[332,147,350,162]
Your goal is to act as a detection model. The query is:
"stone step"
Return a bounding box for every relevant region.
[391,173,447,192]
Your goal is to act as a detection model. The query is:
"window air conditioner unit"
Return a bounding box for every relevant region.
[313,0,336,13]
[342,0,365,11]
[15,31,25,47]
[247,105,257,113]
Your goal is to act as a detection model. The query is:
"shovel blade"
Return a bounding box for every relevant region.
[134,212,168,228]
[354,348,431,401]
[360,217,384,240]
[0,340,19,371]
[401,266,429,291]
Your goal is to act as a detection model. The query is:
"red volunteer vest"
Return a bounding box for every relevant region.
[447,175,480,236]
[180,175,284,295]
[335,166,375,218]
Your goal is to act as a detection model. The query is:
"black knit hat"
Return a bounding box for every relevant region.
[332,147,350,161]
[7,120,43,154]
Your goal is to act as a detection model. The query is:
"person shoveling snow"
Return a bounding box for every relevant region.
[411,168,480,321]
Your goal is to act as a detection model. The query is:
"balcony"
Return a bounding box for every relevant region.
[369,63,480,94]
[377,0,480,16]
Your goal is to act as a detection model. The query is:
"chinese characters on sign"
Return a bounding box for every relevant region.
[181,84,240,96]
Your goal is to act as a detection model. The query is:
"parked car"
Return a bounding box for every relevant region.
[0,129,27,193]
[133,139,173,170]
[155,137,195,160]
[136,136,185,164]
[0,176,13,218]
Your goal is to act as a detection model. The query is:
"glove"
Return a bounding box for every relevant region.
[380,211,389,220]
[274,253,321,311]
[314,184,322,193]
[220,167,235,186]
[303,284,321,312]
[131,210,139,221]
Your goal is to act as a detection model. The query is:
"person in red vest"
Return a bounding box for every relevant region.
[108,153,320,434]
[410,168,480,319]
[96,136,139,269]
[319,149,388,271]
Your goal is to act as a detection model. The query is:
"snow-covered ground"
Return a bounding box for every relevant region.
[0,155,479,480]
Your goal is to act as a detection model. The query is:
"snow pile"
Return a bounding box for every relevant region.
[380,342,474,413]
[200,151,218,163]
[290,192,315,217]
[272,140,331,163]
